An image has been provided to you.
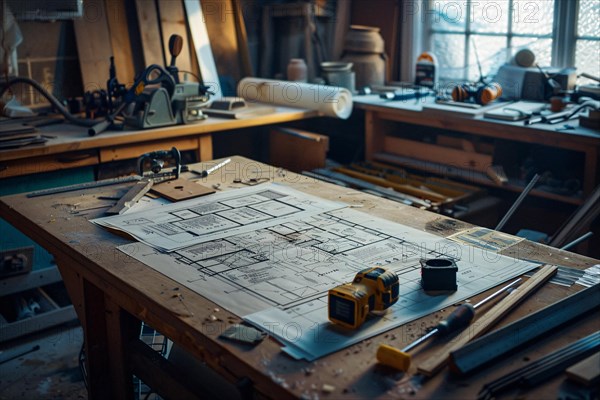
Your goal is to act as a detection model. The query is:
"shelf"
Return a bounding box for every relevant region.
[0,269,77,343]
[0,265,63,297]
[374,152,584,206]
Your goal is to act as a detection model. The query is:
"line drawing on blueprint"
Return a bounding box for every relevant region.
[120,202,538,361]
[94,184,345,251]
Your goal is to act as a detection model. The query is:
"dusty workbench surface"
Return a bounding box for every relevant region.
[1,155,598,399]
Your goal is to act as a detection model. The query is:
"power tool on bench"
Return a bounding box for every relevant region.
[328,266,399,329]
[88,34,211,136]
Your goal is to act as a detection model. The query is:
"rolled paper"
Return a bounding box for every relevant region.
[237,77,353,119]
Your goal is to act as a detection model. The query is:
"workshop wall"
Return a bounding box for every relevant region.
[14,20,82,106]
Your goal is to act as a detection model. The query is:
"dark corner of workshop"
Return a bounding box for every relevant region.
[0,0,599,399]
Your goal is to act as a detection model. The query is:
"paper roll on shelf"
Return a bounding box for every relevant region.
[237,77,353,119]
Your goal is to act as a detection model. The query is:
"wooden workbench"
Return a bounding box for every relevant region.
[0,106,317,179]
[0,156,598,399]
[354,95,600,205]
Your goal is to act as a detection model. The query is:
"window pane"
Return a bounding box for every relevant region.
[429,0,467,32]
[575,40,600,83]
[511,37,553,67]
[468,35,509,81]
[578,0,600,37]
[431,33,466,80]
[512,0,554,35]
[471,0,509,33]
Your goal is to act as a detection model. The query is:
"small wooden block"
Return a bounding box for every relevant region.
[566,351,600,386]
[151,178,215,202]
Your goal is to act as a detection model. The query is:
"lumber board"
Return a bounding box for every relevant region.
[384,136,493,173]
[104,0,135,85]
[566,351,600,386]
[417,265,558,376]
[135,0,165,67]
[157,0,193,75]
[73,0,113,90]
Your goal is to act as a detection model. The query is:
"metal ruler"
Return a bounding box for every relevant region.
[27,176,141,198]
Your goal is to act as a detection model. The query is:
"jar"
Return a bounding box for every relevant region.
[340,25,387,89]
[287,58,308,82]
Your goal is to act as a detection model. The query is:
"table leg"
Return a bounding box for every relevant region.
[105,298,140,400]
[57,257,138,400]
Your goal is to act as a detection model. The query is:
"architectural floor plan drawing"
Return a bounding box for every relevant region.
[93,184,345,251]
[115,187,539,361]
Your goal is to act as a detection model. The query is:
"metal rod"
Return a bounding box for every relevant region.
[402,328,439,353]
[495,174,540,231]
[473,278,521,309]
[560,231,594,251]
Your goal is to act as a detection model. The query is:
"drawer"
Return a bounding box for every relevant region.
[99,137,198,162]
[0,151,99,179]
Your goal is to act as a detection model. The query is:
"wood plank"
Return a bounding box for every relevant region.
[566,351,600,386]
[74,0,113,90]
[157,0,193,75]
[134,0,165,67]
[185,0,223,98]
[104,0,136,85]
[151,177,215,201]
[0,151,99,179]
[384,136,493,173]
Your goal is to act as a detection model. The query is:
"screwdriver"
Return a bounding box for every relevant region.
[376,278,521,371]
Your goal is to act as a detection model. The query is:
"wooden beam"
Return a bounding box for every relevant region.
[74,0,113,91]
[134,0,165,66]
[104,0,136,84]
[157,0,193,75]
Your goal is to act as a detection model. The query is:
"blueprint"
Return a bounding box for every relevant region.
[93,184,345,251]
[117,190,538,361]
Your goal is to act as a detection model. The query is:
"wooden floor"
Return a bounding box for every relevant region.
[0,323,88,399]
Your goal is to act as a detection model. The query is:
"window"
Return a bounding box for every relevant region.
[414,0,600,84]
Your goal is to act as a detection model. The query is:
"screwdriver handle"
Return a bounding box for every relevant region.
[436,303,475,335]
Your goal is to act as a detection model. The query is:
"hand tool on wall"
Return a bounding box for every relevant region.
[376,278,520,371]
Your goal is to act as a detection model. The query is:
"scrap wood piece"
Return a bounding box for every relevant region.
[134,0,165,67]
[104,0,135,84]
[566,351,600,386]
[73,0,112,89]
[417,265,558,377]
[151,178,215,201]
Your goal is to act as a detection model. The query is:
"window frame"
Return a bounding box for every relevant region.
[401,0,598,83]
